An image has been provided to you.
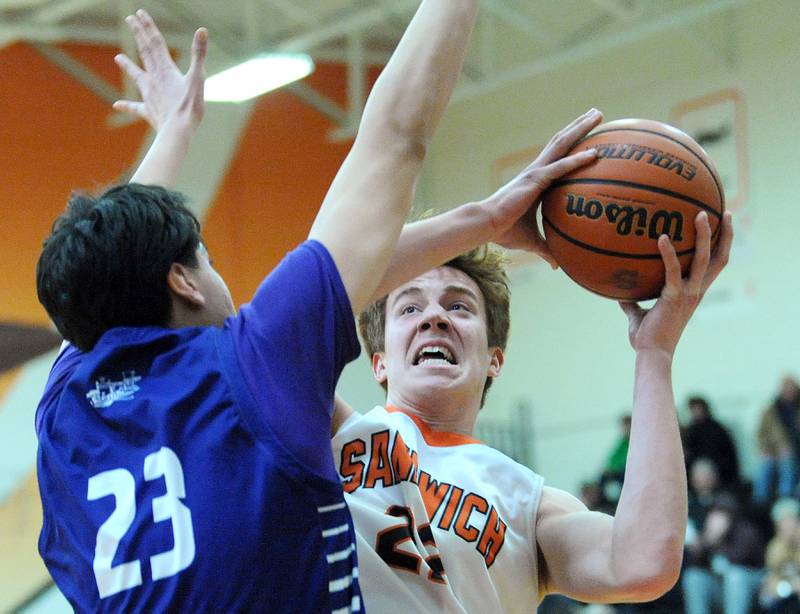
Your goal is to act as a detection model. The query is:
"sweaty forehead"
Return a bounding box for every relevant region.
[388,266,483,304]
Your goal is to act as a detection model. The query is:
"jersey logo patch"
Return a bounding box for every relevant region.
[86,371,142,408]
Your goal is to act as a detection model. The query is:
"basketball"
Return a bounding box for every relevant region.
[541,118,725,301]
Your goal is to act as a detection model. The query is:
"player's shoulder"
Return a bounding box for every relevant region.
[257,240,339,290]
[235,239,357,347]
[37,343,83,424]
[466,445,545,500]
[334,404,385,435]
[537,486,588,523]
[52,341,82,371]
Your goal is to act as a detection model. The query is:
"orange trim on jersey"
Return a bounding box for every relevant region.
[385,406,483,447]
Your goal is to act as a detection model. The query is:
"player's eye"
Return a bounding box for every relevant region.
[449,302,468,312]
[400,304,419,315]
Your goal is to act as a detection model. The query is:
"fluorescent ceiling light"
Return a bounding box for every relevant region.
[205,53,314,103]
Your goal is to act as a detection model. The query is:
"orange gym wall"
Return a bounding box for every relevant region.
[0,42,148,327]
[204,63,378,306]
[0,41,372,324]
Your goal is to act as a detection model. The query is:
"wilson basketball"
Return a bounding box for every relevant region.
[541,118,725,301]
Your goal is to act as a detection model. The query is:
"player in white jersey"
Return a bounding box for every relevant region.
[335,403,544,612]
[332,123,734,608]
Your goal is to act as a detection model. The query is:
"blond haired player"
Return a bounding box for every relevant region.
[332,134,734,609]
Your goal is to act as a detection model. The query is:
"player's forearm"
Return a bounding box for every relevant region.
[368,202,493,301]
[130,115,196,187]
[610,350,686,598]
[359,0,478,151]
[308,1,479,313]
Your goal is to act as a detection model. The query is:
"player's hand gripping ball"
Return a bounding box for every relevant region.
[541,118,725,300]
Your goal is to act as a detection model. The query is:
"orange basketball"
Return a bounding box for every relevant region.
[541,118,725,301]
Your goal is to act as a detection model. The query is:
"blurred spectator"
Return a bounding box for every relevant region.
[683,493,766,614]
[683,396,740,489]
[760,498,800,612]
[688,458,725,532]
[756,376,800,505]
[604,414,631,478]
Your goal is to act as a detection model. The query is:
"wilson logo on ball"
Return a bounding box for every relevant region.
[540,118,725,301]
[564,194,685,242]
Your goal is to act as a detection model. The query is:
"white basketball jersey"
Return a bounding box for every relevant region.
[332,405,544,613]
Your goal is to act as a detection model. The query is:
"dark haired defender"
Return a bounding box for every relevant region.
[38,184,208,351]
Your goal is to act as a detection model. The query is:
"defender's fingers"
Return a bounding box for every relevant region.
[658,235,682,299]
[125,14,146,56]
[135,9,172,69]
[187,27,208,77]
[126,14,158,71]
[114,53,144,82]
[112,100,146,117]
[687,212,711,292]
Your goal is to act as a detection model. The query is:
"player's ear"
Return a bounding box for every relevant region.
[167,262,206,308]
[487,347,504,378]
[372,352,388,384]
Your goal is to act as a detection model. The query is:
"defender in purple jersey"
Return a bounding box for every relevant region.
[33,5,480,611]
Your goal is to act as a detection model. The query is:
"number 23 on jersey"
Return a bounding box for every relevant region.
[87,447,195,599]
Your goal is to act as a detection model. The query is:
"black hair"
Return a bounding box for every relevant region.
[36,183,201,351]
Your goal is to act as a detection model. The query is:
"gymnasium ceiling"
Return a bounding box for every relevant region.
[0,0,753,135]
[0,0,754,370]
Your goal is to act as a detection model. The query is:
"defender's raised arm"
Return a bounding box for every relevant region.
[114,9,207,187]
[309,0,479,314]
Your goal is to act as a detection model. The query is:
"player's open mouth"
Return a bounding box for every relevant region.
[413,345,457,366]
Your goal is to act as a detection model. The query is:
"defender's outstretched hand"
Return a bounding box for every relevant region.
[114,9,207,130]
[488,108,603,267]
[620,210,734,355]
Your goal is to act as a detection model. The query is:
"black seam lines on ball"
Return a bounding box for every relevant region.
[574,126,726,208]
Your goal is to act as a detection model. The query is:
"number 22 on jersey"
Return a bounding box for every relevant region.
[87,447,195,599]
